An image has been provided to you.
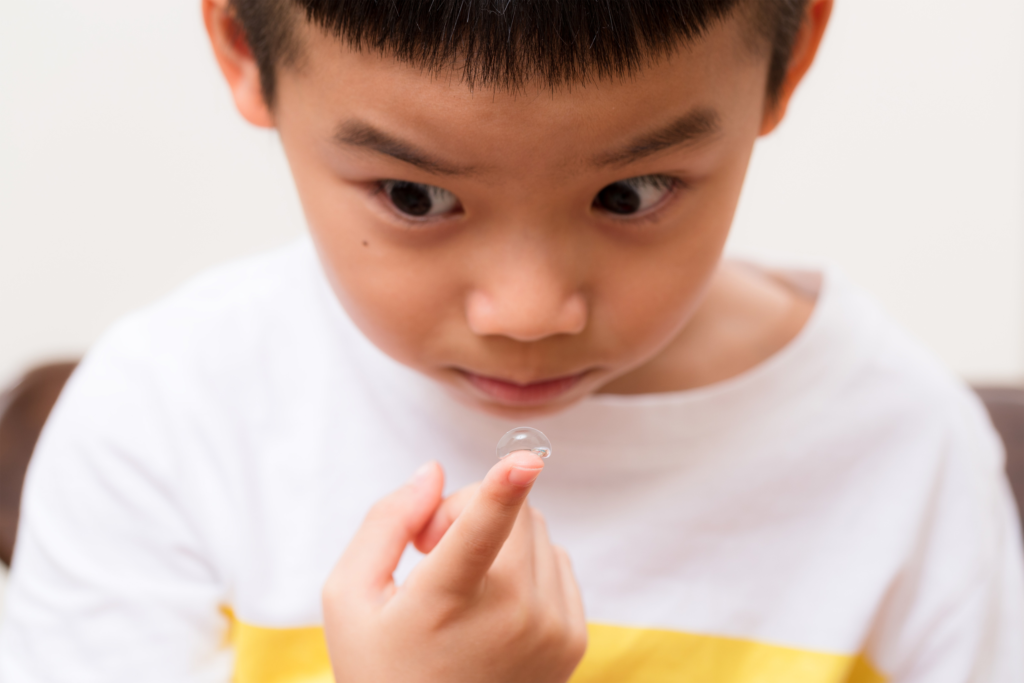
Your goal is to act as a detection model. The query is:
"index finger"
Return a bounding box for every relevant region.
[414,450,544,596]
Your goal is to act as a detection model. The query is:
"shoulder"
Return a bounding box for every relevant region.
[80,239,346,386]
[809,267,1004,481]
[49,239,352,453]
[817,276,1024,677]
[101,239,326,358]
[26,239,352,531]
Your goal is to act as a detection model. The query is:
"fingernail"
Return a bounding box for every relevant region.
[409,462,434,487]
[508,465,543,487]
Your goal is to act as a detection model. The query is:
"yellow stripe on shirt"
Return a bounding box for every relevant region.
[227,612,333,683]
[226,614,885,683]
[574,623,885,683]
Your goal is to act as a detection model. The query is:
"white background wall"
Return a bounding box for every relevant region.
[1,0,1023,391]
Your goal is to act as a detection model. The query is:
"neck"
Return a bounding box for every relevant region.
[599,260,817,395]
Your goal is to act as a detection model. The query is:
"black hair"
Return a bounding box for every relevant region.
[230,0,809,107]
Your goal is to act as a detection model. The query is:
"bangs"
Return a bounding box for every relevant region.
[296,0,742,90]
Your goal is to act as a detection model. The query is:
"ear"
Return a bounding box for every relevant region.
[202,0,274,128]
[760,0,833,135]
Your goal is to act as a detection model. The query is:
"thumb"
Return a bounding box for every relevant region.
[414,483,479,554]
[415,450,544,595]
[329,461,444,601]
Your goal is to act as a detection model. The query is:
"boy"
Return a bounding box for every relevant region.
[1,0,1022,680]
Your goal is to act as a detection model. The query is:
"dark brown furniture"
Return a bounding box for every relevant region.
[0,361,77,566]
[974,387,1024,520]
[1,364,1024,568]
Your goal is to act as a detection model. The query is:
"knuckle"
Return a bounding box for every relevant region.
[551,613,587,658]
[534,598,570,637]
[573,617,589,648]
[568,628,589,662]
[498,594,534,640]
[486,489,525,518]
[459,526,499,562]
[535,610,586,668]
[536,611,564,644]
[483,477,527,513]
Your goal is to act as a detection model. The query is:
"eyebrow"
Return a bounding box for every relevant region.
[332,121,480,176]
[591,108,722,167]
[333,108,720,176]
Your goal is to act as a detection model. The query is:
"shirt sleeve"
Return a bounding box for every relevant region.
[865,393,1024,682]
[0,326,234,683]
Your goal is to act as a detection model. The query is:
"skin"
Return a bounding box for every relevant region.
[203,3,832,681]
[324,453,587,683]
[208,0,831,418]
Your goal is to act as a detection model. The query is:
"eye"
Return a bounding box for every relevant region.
[594,175,676,216]
[380,180,460,218]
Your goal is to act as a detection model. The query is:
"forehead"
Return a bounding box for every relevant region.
[275,13,767,173]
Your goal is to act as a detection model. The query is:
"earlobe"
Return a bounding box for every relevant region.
[202,0,274,128]
[759,0,834,136]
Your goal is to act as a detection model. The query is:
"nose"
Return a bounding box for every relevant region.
[466,262,587,342]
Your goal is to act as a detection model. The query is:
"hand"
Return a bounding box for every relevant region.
[323,451,587,683]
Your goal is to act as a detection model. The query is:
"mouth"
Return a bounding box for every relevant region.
[458,370,589,406]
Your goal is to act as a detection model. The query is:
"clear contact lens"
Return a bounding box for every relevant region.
[497,427,552,460]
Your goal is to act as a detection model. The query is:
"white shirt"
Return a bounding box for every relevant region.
[1,240,1022,683]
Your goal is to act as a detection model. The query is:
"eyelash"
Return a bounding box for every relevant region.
[603,174,683,218]
[369,181,459,226]
[370,173,685,226]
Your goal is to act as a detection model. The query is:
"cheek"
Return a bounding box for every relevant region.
[277,138,461,368]
[593,170,741,362]
[311,217,467,369]
[595,256,713,363]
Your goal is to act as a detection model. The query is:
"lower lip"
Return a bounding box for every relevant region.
[461,371,587,405]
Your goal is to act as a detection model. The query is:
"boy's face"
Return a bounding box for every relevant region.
[227,10,791,418]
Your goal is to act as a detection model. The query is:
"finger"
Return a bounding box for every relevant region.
[556,546,587,636]
[490,500,537,578]
[417,450,544,595]
[328,462,444,600]
[414,483,479,554]
[526,508,561,597]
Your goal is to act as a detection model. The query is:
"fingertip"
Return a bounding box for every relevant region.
[409,460,444,499]
[409,459,440,486]
[502,450,545,488]
[502,450,546,469]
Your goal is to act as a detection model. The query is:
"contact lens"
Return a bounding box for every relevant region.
[497,427,552,460]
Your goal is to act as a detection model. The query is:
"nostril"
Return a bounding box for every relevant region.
[561,294,588,335]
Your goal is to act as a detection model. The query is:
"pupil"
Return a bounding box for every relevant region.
[389,182,433,216]
[597,182,641,214]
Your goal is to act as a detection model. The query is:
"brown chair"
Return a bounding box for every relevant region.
[974,387,1024,526]
[0,361,78,567]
